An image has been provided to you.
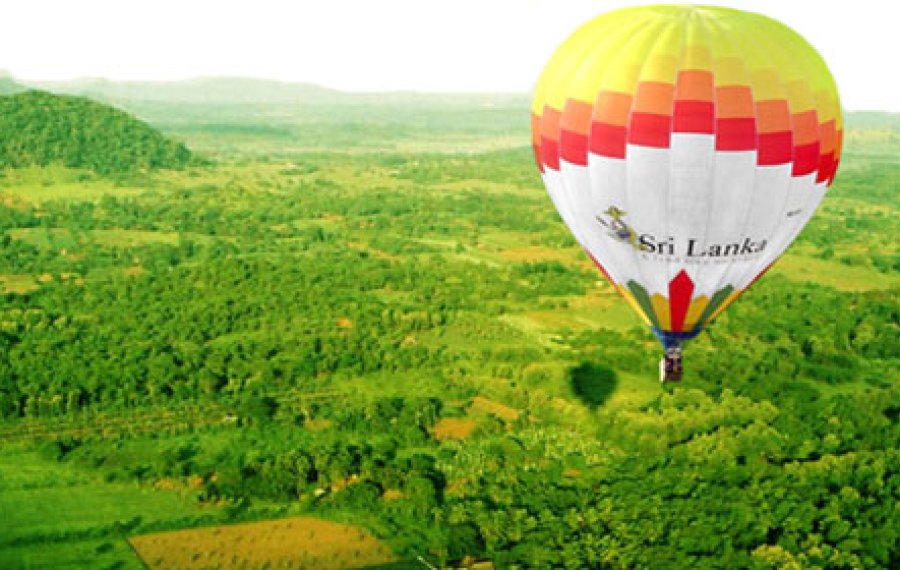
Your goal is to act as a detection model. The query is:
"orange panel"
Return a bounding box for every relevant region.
[675,70,714,101]
[632,81,675,115]
[715,85,754,118]
[540,105,562,140]
[593,91,633,126]
[561,99,594,135]
[755,99,791,133]
[792,110,819,145]
[818,119,836,153]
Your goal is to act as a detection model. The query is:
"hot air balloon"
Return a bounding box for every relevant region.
[531,5,842,382]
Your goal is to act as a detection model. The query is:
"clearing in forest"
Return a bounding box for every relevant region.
[128,516,395,569]
[431,417,479,441]
[469,396,519,422]
[0,274,38,294]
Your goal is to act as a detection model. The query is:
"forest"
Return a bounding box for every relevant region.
[0,90,192,173]
[0,81,897,569]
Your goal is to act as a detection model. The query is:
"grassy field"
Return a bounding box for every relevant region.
[768,252,900,291]
[0,447,223,569]
[0,167,149,204]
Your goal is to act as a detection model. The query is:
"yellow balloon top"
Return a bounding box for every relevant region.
[532,5,841,182]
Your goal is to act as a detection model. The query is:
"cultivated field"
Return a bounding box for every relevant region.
[130,517,396,569]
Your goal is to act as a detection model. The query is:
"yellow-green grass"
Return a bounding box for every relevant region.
[432,179,540,198]
[6,227,82,249]
[272,214,346,234]
[346,241,402,261]
[181,130,525,156]
[0,469,209,544]
[386,133,525,154]
[445,250,504,268]
[475,228,547,249]
[0,164,320,208]
[769,253,900,291]
[306,162,537,203]
[495,245,584,265]
[413,321,533,356]
[447,239,596,275]
[600,370,665,409]
[0,167,147,204]
[508,301,638,334]
[91,228,180,247]
[498,288,641,346]
[0,539,143,570]
[0,449,222,569]
[0,274,39,294]
[469,395,520,422]
[8,227,182,248]
[129,517,396,570]
[841,129,900,158]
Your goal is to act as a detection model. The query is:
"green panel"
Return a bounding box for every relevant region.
[626,279,660,329]
[697,284,735,327]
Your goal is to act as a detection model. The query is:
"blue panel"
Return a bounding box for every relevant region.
[652,327,701,349]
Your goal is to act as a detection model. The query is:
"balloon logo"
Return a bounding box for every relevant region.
[531,6,842,381]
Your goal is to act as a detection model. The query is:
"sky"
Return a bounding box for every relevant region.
[1,0,896,111]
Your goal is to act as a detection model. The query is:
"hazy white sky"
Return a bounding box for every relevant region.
[1,0,896,110]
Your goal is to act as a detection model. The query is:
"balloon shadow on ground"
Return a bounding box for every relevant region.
[569,362,618,408]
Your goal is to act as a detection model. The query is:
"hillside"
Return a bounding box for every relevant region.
[30,76,343,105]
[30,75,529,107]
[0,90,191,173]
[0,71,27,95]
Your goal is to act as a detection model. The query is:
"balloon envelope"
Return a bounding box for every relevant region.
[531,5,841,349]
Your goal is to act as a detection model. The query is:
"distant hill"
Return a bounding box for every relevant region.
[0,90,192,173]
[18,74,900,116]
[29,76,343,105]
[844,111,900,129]
[28,75,530,108]
[0,71,28,95]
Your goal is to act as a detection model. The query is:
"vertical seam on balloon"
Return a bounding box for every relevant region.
[588,12,668,280]
[685,8,719,333]
[588,14,659,320]
[585,12,663,293]
[729,16,790,294]
[689,12,762,327]
[720,14,795,298]
[554,42,591,252]
[566,14,649,268]
[712,14,762,308]
[699,12,732,315]
[664,8,692,333]
[622,17,675,329]
[545,21,599,253]
[784,27,835,255]
[586,18,650,286]
[774,27,829,253]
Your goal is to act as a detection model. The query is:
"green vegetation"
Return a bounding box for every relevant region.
[0,83,897,569]
[0,90,191,173]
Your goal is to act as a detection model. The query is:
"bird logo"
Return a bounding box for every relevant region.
[596,206,651,251]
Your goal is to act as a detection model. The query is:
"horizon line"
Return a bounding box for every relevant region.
[2,72,898,113]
